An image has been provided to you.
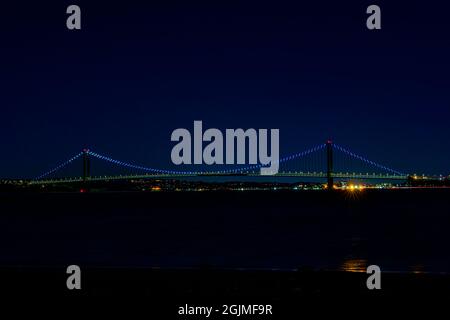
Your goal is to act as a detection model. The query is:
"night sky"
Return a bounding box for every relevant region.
[1,1,449,178]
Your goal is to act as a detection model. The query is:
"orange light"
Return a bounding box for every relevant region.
[341,259,368,273]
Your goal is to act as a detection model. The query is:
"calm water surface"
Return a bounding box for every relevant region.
[1,190,449,274]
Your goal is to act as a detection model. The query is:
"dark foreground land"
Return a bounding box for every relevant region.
[0,189,450,306]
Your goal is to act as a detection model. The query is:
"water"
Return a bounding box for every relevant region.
[0,189,449,274]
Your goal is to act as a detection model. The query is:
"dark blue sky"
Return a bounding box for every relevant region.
[1,1,449,178]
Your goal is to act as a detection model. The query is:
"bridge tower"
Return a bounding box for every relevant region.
[82,149,91,182]
[326,140,333,190]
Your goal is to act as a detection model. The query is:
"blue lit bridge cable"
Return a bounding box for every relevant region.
[35,152,84,180]
[277,143,326,173]
[86,143,327,176]
[333,144,405,176]
[217,143,327,174]
[33,143,407,180]
[87,151,189,175]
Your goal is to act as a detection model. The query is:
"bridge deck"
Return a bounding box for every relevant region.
[28,172,409,185]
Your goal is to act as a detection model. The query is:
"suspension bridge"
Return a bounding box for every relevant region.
[28,140,432,187]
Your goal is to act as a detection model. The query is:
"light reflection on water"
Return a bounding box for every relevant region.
[341,259,368,273]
